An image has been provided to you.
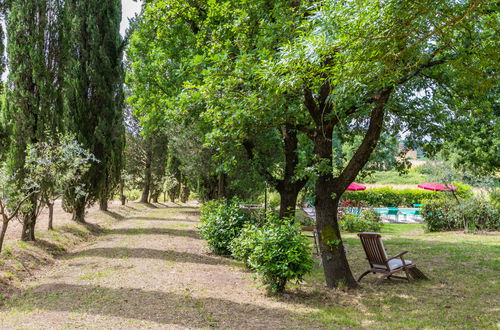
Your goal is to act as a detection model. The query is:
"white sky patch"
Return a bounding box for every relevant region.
[121,0,143,36]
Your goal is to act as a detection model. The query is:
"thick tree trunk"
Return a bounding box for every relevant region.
[278,188,300,219]
[99,198,108,211]
[315,174,358,288]
[21,201,37,241]
[47,202,54,230]
[313,126,358,288]
[72,199,86,223]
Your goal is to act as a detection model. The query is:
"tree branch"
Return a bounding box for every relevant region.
[335,87,393,192]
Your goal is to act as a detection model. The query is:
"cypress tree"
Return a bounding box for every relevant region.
[63,0,125,220]
[5,0,65,240]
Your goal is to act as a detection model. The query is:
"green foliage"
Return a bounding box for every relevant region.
[238,216,313,293]
[339,210,382,233]
[361,169,427,185]
[230,224,258,269]
[344,188,438,207]
[422,198,500,232]
[344,184,472,207]
[63,0,125,214]
[199,199,251,255]
[25,134,95,207]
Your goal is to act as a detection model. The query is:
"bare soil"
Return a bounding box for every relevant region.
[0,203,324,329]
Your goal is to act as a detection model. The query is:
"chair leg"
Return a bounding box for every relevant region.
[357,270,371,282]
[403,267,411,282]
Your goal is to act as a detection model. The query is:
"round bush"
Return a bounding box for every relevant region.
[235,217,313,293]
[199,199,250,255]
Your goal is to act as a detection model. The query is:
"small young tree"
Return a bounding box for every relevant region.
[0,165,34,253]
[25,135,95,230]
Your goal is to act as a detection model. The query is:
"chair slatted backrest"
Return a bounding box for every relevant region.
[358,232,388,267]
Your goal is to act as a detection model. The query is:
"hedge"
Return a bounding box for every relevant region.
[343,184,472,207]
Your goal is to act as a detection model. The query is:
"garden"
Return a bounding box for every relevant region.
[0,0,499,328]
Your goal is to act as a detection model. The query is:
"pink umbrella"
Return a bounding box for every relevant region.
[346,182,367,191]
[417,182,457,192]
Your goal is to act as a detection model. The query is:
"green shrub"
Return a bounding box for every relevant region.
[421,199,460,232]
[199,199,251,255]
[232,216,313,293]
[230,224,258,268]
[361,169,427,184]
[344,187,438,207]
[343,184,473,207]
[422,197,500,232]
[339,209,382,232]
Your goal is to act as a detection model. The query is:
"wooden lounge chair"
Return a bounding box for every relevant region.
[357,232,428,283]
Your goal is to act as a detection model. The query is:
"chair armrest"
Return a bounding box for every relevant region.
[387,250,408,261]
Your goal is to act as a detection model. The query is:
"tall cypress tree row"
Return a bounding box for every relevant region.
[5,0,65,240]
[63,0,124,220]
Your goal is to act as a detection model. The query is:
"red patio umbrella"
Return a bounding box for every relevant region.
[417,182,457,192]
[346,182,367,191]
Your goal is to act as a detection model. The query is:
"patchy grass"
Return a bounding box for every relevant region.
[294,224,499,328]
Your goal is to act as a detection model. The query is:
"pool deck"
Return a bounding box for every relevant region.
[302,207,423,224]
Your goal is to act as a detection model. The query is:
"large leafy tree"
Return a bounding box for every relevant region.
[271,0,498,287]
[63,0,125,220]
[127,0,315,216]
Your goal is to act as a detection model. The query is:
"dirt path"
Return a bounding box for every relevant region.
[0,205,321,329]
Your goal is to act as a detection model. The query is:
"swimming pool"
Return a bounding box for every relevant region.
[374,207,420,216]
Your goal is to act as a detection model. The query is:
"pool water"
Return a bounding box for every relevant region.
[374,208,420,216]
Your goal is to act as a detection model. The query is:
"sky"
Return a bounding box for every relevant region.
[121,0,143,36]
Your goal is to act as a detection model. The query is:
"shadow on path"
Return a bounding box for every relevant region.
[108,227,200,239]
[67,247,227,266]
[131,216,200,223]
[6,283,304,328]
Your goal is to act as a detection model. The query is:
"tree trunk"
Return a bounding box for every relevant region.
[99,197,108,211]
[0,220,8,253]
[21,201,37,241]
[141,147,152,203]
[217,173,226,200]
[315,174,358,288]
[278,187,300,219]
[47,202,54,230]
[314,128,358,289]
[277,125,307,219]
[181,186,190,203]
[120,180,126,205]
[140,174,151,203]
[72,199,86,223]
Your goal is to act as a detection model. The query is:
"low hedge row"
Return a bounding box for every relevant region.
[343,184,472,207]
[422,197,500,232]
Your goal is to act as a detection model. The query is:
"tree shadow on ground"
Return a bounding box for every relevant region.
[108,227,200,239]
[3,283,311,328]
[131,216,199,223]
[101,211,126,221]
[66,247,227,266]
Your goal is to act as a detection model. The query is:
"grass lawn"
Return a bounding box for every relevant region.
[293,224,499,328]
